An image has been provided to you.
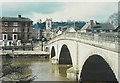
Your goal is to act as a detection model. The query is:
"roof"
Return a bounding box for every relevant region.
[65,27,76,32]
[0,17,33,22]
[114,25,120,32]
[80,21,115,31]
[80,22,90,30]
[93,23,115,30]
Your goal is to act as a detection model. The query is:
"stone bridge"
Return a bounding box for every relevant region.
[46,32,120,82]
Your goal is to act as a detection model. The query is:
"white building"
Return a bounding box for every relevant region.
[46,18,52,30]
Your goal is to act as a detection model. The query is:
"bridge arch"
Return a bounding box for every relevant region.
[80,55,118,82]
[59,44,72,65]
[51,46,56,58]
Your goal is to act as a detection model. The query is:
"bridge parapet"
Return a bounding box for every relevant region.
[48,32,119,53]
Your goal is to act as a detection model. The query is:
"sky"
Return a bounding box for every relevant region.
[0,0,119,23]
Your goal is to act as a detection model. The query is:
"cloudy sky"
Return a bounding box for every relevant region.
[0,0,119,23]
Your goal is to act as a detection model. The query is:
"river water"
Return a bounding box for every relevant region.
[2,56,77,82]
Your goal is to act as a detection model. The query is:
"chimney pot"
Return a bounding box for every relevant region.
[18,15,21,18]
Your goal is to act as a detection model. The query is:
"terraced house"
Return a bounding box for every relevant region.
[0,15,33,50]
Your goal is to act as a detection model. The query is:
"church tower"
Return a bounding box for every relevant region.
[45,18,52,30]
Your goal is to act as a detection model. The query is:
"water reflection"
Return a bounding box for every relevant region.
[2,56,33,82]
[50,64,72,78]
[2,56,73,82]
[2,56,117,83]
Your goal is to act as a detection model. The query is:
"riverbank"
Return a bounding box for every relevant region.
[1,56,72,82]
[0,50,50,58]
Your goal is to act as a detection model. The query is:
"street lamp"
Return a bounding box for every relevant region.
[41,37,45,51]
[12,40,17,53]
[3,40,7,53]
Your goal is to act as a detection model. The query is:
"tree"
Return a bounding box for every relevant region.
[108,12,119,28]
[1,56,35,82]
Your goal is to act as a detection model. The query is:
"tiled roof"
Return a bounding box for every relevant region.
[93,23,115,30]
[0,17,32,22]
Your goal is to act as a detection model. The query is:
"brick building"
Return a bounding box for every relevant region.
[0,15,33,50]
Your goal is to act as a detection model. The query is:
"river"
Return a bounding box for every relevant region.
[2,56,77,82]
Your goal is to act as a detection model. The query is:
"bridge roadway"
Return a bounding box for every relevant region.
[46,32,120,82]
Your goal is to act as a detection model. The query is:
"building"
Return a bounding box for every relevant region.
[80,20,115,33]
[80,20,96,32]
[0,19,2,48]
[113,26,120,32]
[92,22,115,33]
[45,18,52,30]
[56,29,62,36]
[42,29,54,40]
[0,15,33,50]
[33,28,42,41]
[41,18,53,41]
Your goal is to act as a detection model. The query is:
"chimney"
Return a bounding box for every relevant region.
[89,20,95,29]
[18,15,21,18]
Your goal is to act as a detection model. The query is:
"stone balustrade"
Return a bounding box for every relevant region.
[48,32,120,53]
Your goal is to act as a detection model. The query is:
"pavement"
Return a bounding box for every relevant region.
[14,50,49,55]
[0,50,49,55]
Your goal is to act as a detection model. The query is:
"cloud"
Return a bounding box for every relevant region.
[0,3,2,17]
[30,2,118,23]
[0,0,119,2]
[1,2,118,23]
[2,2,64,16]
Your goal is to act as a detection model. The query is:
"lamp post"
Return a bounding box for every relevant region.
[12,40,17,65]
[12,43,14,53]
[12,40,18,55]
[4,40,7,54]
[41,37,45,51]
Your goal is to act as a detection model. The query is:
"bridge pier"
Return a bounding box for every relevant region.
[51,57,58,64]
[66,67,79,81]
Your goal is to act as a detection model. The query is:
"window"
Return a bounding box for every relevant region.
[13,27,18,32]
[48,22,50,27]
[27,22,30,27]
[4,27,8,32]
[4,22,8,26]
[100,30,103,32]
[13,34,17,40]
[27,27,30,32]
[4,35,6,40]
[22,23,25,26]
[4,41,7,46]
[13,22,18,26]
[22,28,24,32]
[3,34,7,40]
[94,30,97,32]
[110,30,113,32]
[22,34,24,39]
[9,41,11,46]
[14,35,17,40]
[27,35,30,39]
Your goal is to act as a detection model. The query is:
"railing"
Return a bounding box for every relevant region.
[48,32,120,53]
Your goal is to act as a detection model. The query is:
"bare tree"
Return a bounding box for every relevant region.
[108,12,118,28]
